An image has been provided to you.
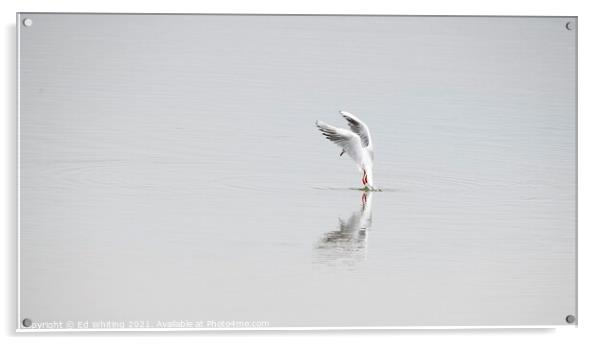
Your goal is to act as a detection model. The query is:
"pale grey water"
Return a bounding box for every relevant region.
[19,14,576,328]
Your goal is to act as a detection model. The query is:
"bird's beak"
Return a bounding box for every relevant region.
[340,150,345,156]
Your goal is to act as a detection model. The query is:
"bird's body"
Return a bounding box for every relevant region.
[316,111,375,189]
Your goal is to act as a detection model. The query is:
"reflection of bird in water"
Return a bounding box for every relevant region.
[313,192,374,268]
[316,111,375,190]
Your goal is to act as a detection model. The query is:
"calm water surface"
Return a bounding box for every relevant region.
[20,15,576,327]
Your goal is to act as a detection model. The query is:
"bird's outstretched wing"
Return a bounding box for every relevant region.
[340,111,372,149]
[315,121,364,166]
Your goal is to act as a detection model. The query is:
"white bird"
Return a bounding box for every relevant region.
[316,111,374,189]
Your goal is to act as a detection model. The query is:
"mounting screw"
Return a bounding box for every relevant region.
[22,18,33,27]
[22,318,32,327]
[565,21,574,30]
[565,314,576,324]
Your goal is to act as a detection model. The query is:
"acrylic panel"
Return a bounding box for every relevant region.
[17,14,577,330]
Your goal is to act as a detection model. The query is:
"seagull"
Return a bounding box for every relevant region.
[316,111,374,189]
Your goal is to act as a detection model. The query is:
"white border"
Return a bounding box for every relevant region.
[15,325,576,333]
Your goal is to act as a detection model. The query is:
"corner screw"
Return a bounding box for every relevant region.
[22,318,32,327]
[565,21,574,30]
[23,18,33,27]
[565,314,576,324]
